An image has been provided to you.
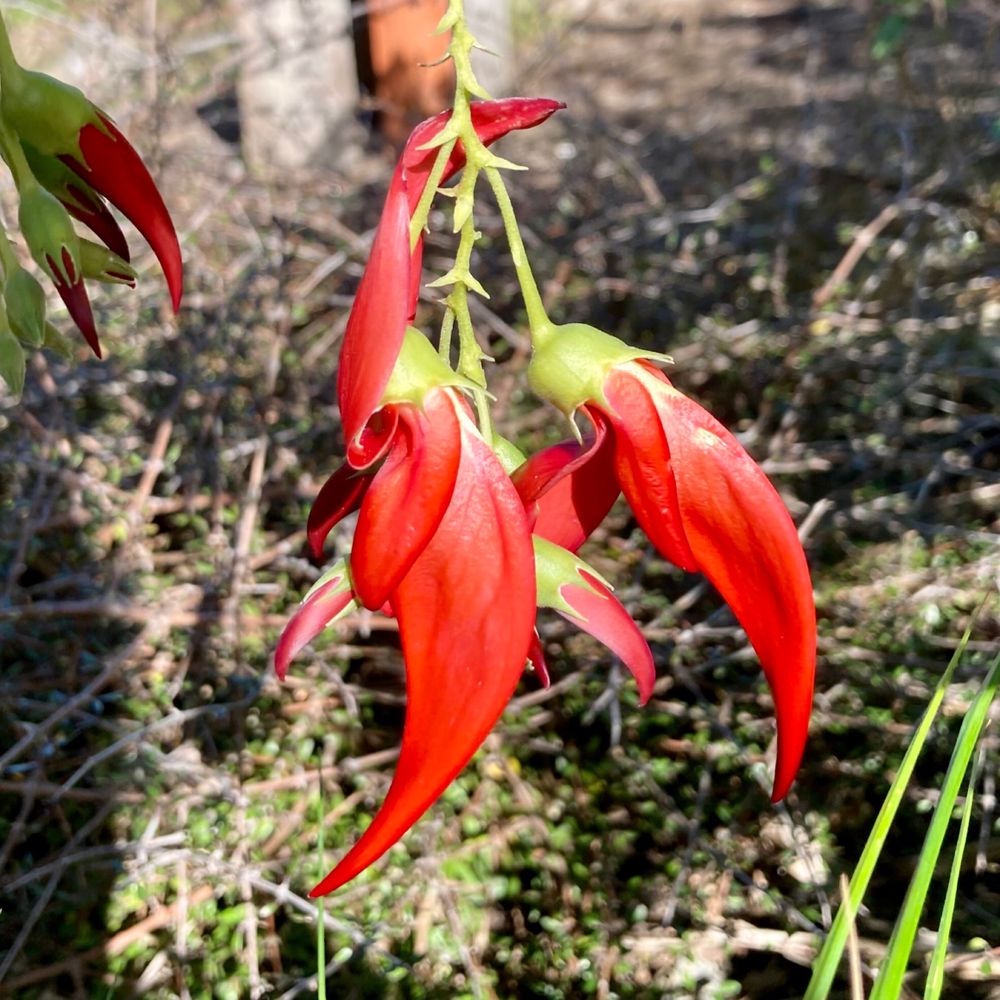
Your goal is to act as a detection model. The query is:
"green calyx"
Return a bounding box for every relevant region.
[4,264,47,346]
[492,435,526,476]
[0,64,99,161]
[528,322,671,417]
[79,239,136,285]
[18,183,81,286]
[533,536,611,619]
[21,141,95,209]
[381,326,480,407]
[302,557,354,604]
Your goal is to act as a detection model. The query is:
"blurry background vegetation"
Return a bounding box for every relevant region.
[0,0,998,997]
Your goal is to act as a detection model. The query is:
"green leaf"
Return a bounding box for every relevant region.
[316,765,327,1000]
[923,750,982,1000]
[871,650,1000,999]
[803,620,978,1000]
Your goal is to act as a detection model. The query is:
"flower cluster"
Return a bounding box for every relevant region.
[0,13,182,395]
[277,87,817,899]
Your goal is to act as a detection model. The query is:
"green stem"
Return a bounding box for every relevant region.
[450,212,493,444]
[0,11,21,87]
[0,115,33,189]
[409,138,456,251]
[484,166,553,345]
[427,0,495,441]
[437,307,455,362]
[0,231,17,280]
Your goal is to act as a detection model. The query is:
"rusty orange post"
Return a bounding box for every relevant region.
[366,0,455,145]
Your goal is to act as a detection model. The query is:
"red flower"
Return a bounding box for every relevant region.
[278,370,536,896]
[520,349,816,801]
[337,98,564,448]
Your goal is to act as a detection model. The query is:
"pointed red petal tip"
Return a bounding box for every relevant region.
[274,576,354,681]
[402,98,566,201]
[560,571,656,705]
[64,183,130,261]
[49,254,101,358]
[306,463,370,559]
[309,398,535,896]
[605,364,816,799]
[351,392,461,610]
[513,412,620,553]
[528,630,551,688]
[68,116,183,312]
[337,171,411,446]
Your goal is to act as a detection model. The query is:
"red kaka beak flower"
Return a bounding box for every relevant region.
[522,325,816,801]
[278,333,536,896]
[337,98,564,448]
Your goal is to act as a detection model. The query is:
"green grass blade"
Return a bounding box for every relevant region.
[923,747,983,1000]
[870,650,1000,1000]
[317,766,327,1000]
[803,623,977,1000]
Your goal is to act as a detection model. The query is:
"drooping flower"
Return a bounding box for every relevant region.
[337,98,564,448]
[520,323,817,801]
[278,329,536,896]
[0,44,183,347]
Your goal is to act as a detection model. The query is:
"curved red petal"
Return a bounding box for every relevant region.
[641,371,816,801]
[337,169,412,447]
[310,395,535,895]
[528,629,551,688]
[70,116,182,311]
[274,577,354,681]
[346,406,400,470]
[49,256,100,358]
[64,182,130,261]
[306,463,370,559]
[402,98,566,205]
[351,392,461,610]
[559,571,655,705]
[603,368,699,572]
[514,411,620,553]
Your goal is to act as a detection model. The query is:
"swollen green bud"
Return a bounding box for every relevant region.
[18,183,81,285]
[381,326,479,406]
[4,265,47,346]
[528,322,670,416]
[0,323,26,397]
[79,239,136,285]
